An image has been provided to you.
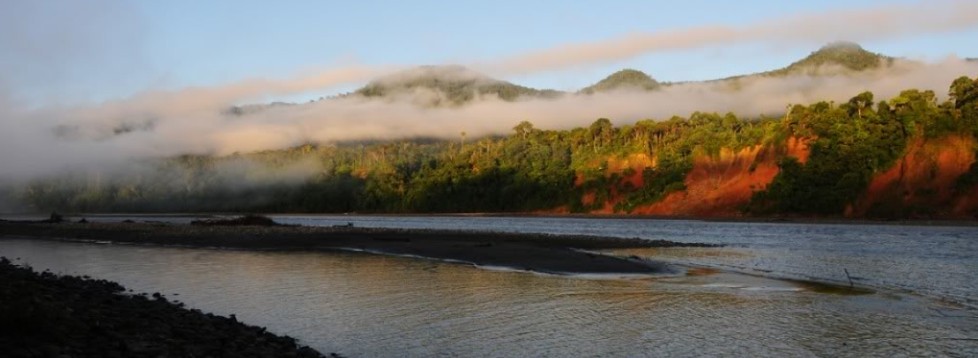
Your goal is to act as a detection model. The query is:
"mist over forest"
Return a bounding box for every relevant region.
[4,43,977,219]
[3,0,978,218]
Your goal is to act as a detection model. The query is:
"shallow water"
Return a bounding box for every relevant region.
[2,216,977,356]
[62,214,978,306]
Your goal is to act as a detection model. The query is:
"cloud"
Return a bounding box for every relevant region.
[3,59,976,183]
[184,59,977,150]
[24,58,976,158]
[3,0,978,185]
[484,0,978,74]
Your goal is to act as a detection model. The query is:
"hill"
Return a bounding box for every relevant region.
[707,42,894,85]
[774,41,893,74]
[16,74,978,219]
[580,69,660,94]
[352,65,563,105]
[225,101,295,116]
[226,42,895,111]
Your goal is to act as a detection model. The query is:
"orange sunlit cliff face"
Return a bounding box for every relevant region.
[572,137,809,216]
[634,147,782,217]
[849,135,978,218]
[577,153,656,213]
[572,135,978,219]
[635,137,809,217]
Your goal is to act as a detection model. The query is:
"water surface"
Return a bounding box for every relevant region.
[2,215,976,356]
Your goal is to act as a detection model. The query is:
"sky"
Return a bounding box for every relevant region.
[2,0,978,181]
[3,0,977,105]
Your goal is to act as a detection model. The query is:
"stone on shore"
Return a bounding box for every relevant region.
[0,257,332,358]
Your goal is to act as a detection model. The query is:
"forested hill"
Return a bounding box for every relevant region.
[579,69,660,94]
[224,42,894,111]
[716,42,893,82]
[12,75,978,219]
[771,41,893,74]
[351,65,563,105]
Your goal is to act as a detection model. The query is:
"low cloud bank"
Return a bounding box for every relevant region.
[2,58,976,183]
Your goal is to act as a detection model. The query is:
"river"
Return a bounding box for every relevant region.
[1,215,976,356]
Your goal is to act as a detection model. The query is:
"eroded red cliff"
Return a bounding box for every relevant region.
[570,135,978,218]
[849,135,977,218]
[634,137,809,216]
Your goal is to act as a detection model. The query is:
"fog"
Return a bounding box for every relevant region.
[2,0,977,196]
[2,58,977,184]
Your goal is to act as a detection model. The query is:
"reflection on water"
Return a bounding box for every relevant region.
[58,214,978,308]
[1,238,975,357]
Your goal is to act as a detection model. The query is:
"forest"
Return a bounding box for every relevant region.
[9,75,978,219]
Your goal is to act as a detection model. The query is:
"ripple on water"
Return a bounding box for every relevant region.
[2,227,976,357]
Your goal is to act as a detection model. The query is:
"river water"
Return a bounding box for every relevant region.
[1,215,976,356]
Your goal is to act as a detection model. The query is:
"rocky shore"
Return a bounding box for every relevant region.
[0,217,718,274]
[0,257,333,358]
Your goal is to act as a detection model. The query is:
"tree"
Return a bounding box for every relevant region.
[513,121,535,140]
[846,91,874,118]
[588,118,614,151]
[950,76,977,109]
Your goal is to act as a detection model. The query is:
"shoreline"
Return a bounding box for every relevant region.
[443,212,978,227]
[0,257,330,357]
[0,220,717,275]
[4,211,976,228]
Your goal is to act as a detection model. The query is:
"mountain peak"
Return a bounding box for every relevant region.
[778,41,891,74]
[817,41,865,52]
[354,65,561,104]
[787,41,892,72]
[581,69,660,94]
[363,65,494,87]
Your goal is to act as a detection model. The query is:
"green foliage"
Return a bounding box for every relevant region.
[12,76,978,218]
[748,101,892,215]
[354,65,561,105]
[748,78,978,216]
[949,76,978,137]
[955,151,978,194]
[580,69,660,94]
[615,153,691,212]
[774,42,891,75]
[720,42,892,83]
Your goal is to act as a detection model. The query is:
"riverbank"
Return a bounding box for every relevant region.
[0,256,331,357]
[0,219,717,274]
[480,212,978,227]
[5,211,976,228]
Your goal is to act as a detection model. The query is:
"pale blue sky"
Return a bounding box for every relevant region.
[3,0,977,104]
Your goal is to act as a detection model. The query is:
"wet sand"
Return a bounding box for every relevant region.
[0,220,717,275]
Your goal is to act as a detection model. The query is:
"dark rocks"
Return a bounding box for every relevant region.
[0,212,70,224]
[0,257,328,357]
[191,214,281,227]
[44,212,64,224]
